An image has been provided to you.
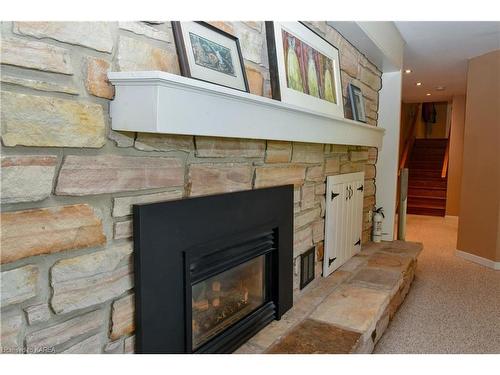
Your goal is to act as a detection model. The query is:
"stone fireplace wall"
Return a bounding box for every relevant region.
[0,21,382,353]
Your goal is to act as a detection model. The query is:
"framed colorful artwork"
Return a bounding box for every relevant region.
[265,22,344,118]
[172,21,249,92]
[348,83,367,122]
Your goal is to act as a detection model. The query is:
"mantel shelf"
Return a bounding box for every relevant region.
[108,71,384,148]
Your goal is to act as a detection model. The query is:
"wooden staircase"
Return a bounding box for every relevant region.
[407,138,448,216]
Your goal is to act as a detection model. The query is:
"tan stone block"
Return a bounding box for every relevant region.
[316,241,324,262]
[300,184,316,210]
[233,24,262,64]
[306,165,324,182]
[85,57,114,99]
[26,309,104,352]
[367,252,413,274]
[56,155,184,195]
[51,242,132,284]
[254,165,306,188]
[291,143,324,164]
[1,155,57,204]
[339,255,368,273]
[362,228,371,244]
[206,21,234,35]
[364,179,376,196]
[243,21,262,32]
[265,141,292,163]
[1,75,78,95]
[0,310,23,352]
[245,65,264,96]
[188,163,253,197]
[51,243,133,314]
[109,130,135,148]
[1,36,72,74]
[110,294,135,340]
[113,190,183,217]
[104,339,124,354]
[13,22,113,53]
[0,204,105,264]
[350,267,402,291]
[331,145,349,153]
[134,133,194,152]
[295,207,321,230]
[117,36,179,73]
[365,164,376,179]
[310,285,389,333]
[339,39,359,78]
[325,26,343,48]
[304,21,327,36]
[119,22,171,42]
[62,333,102,354]
[1,91,105,148]
[340,161,365,174]
[349,150,369,162]
[124,335,135,353]
[312,219,325,244]
[114,220,132,240]
[196,137,265,158]
[359,66,382,91]
[24,303,51,325]
[293,226,313,257]
[368,147,378,164]
[364,195,376,210]
[1,265,38,307]
[316,194,326,217]
[293,187,301,203]
[315,183,326,196]
[325,157,340,174]
[266,318,361,354]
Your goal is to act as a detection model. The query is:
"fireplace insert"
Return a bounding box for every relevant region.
[133,185,293,353]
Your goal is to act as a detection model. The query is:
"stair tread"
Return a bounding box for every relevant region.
[408,195,446,200]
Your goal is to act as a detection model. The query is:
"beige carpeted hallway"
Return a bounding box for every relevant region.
[374,215,500,354]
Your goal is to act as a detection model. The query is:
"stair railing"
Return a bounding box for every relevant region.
[399,103,421,175]
[441,131,451,178]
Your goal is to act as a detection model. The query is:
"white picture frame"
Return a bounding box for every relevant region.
[266,22,344,118]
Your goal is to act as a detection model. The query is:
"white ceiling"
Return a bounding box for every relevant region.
[395,21,500,103]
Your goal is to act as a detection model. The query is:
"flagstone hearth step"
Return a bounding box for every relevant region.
[235,240,422,354]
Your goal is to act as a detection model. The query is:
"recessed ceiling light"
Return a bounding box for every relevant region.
[416,82,422,86]
[405,69,412,74]
[436,86,446,91]
[426,93,431,96]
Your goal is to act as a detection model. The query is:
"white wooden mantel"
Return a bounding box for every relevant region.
[108,71,385,148]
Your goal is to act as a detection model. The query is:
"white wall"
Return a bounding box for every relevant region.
[376,71,403,240]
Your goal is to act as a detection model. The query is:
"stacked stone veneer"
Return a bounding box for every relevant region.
[0,21,381,354]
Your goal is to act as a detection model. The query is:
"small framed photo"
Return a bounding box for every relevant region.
[348,83,366,122]
[172,21,249,92]
[265,22,344,118]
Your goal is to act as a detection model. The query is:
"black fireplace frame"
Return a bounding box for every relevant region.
[133,185,294,353]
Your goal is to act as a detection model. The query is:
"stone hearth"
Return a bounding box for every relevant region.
[235,240,422,354]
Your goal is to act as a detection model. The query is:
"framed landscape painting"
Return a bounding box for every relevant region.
[266,22,344,118]
[172,21,249,92]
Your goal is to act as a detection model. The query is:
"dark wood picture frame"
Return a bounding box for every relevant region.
[348,83,367,123]
[265,21,344,113]
[265,21,281,101]
[171,21,249,93]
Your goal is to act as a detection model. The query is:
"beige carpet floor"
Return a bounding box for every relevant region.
[374,215,500,354]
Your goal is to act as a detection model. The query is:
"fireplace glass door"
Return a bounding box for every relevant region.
[191,255,266,350]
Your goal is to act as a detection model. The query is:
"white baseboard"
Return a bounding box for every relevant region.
[455,250,500,270]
